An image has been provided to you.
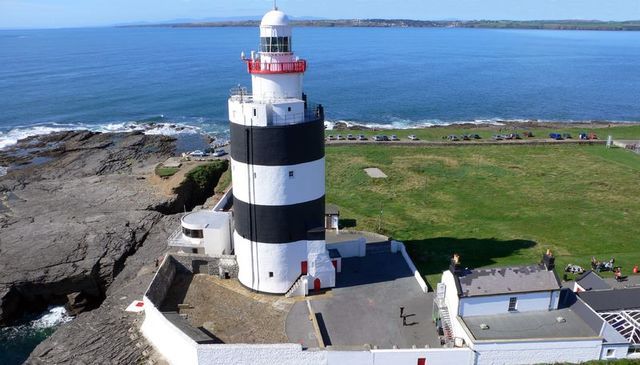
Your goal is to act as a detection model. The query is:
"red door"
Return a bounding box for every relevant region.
[314,278,321,291]
[332,260,338,269]
[417,358,426,365]
[301,261,308,275]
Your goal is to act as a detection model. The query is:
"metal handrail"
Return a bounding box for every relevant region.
[246,59,307,74]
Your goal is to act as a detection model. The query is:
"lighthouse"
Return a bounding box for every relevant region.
[228,7,336,294]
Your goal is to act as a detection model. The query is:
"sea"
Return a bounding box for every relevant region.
[0,25,640,363]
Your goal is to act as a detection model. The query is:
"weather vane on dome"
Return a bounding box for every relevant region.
[273,0,278,10]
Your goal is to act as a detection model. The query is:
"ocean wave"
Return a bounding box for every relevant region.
[0,121,203,150]
[325,118,510,130]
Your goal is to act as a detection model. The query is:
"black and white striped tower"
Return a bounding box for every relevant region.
[228,7,336,294]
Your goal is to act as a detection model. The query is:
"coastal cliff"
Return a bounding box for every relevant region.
[0,131,225,363]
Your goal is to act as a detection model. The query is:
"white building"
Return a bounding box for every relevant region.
[435,253,629,364]
[167,210,233,255]
[228,8,335,294]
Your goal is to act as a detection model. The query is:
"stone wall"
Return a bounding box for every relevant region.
[146,256,177,306]
[170,253,239,279]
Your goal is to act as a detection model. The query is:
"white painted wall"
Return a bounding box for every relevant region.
[371,348,475,365]
[141,296,199,365]
[231,158,325,206]
[235,233,308,293]
[270,100,305,125]
[459,291,559,317]
[395,241,428,294]
[197,344,324,365]
[252,73,303,101]
[228,100,269,127]
[472,338,603,365]
[202,212,232,256]
[327,237,367,258]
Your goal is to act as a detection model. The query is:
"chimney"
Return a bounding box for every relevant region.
[542,249,555,271]
[450,254,462,275]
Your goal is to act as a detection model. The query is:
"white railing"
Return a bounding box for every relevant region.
[167,229,202,248]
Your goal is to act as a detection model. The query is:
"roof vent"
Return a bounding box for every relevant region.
[480,323,490,330]
[556,316,566,323]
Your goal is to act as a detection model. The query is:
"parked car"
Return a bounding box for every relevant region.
[462,135,471,141]
[189,150,206,157]
[523,131,534,138]
[336,134,345,140]
[549,133,563,140]
[562,133,572,139]
[327,135,336,141]
[381,135,390,141]
[373,135,384,141]
[347,134,356,140]
[469,134,481,140]
[390,135,400,141]
[408,135,419,141]
[357,134,368,141]
[492,135,504,141]
[212,150,227,157]
[447,135,460,141]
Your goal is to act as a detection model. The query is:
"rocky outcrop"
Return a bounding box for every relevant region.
[0,131,177,325]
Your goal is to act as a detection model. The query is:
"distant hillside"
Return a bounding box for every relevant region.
[124,19,640,31]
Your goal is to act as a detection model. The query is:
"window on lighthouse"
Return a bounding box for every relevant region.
[260,37,290,52]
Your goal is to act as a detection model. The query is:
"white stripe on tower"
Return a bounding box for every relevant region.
[231,159,325,207]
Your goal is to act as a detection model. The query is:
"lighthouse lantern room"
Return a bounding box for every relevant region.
[228,7,336,294]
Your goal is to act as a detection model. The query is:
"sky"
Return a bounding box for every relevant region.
[1,0,640,29]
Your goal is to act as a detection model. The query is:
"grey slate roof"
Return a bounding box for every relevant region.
[325,204,340,215]
[455,264,561,297]
[461,307,599,341]
[578,288,640,312]
[575,270,611,291]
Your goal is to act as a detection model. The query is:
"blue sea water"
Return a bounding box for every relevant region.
[1,26,640,363]
[0,26,640,149]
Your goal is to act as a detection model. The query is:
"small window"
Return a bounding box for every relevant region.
[269,272,274,278]
[606,349,615,357]
[289,171,294,178]
[253,109,257,117]
[508,297,517,312]
[192,248,198,254]
[288,107,292,112]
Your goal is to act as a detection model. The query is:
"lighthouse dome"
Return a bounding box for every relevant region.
[261,10,289,27]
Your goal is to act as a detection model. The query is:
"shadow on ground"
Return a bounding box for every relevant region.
[404,237,538,288]
[335,253,413,289]
[159,273,194,311]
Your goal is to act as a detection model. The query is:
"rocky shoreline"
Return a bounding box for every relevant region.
[0,130,226,364]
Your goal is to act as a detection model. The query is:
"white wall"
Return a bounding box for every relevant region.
[197,344,324,365]
[472,338,603,365]
[271,100,305,125]
[459,291,558,317]
[228,100,269,127]
[231,159,325,206]
[252,73,302,101]
[203,213,232,256]
[327,237,366,258]
[141,296,199,365]
[235,233,308,293]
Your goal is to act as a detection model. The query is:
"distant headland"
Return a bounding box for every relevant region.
[122,19,640,31]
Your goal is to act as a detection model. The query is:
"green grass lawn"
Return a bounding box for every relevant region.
[326,124,640,142]
[325,143,640,287]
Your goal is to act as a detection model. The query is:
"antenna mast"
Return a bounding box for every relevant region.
[274,0,278,10]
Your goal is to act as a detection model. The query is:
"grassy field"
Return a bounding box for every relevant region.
[325,143,640,287]
[326,124,640,142]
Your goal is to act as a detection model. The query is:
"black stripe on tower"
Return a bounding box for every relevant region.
[234,196,326,243]
[230,118,324,166]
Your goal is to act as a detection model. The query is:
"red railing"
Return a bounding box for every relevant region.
[246,59,307,74]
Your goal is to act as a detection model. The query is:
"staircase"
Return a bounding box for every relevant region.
[438,301,454,343]
[285,276,306,298]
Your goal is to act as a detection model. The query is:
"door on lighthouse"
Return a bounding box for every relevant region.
[301,261,308,275]
[314,278,321,291]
